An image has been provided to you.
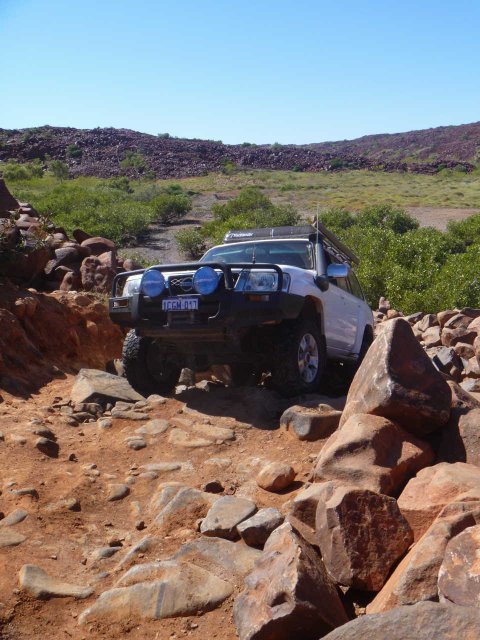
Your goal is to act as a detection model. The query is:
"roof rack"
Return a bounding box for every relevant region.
[223,224,359,266]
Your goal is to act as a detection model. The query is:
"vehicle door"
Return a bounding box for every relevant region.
[325,274,358,354]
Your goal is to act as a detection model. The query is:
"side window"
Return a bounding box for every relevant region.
[334,276,351,293]
[347,271,365,300]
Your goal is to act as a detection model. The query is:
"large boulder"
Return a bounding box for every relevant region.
[80,256,115,293]
[397,462,480,541]
[280,403,342,441]
[315,483,412,591]
[321,601,480,640]
[286,483,332,546]
[437,408,480,466]
[233,523,347,640]
[313,413,434,495]
[71,368,145,405]
[438,523,480,606]
[79,560,232,623]
[340,318,451,437]
[367,501,480,613]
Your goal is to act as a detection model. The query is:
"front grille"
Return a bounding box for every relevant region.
[168,274,195,295]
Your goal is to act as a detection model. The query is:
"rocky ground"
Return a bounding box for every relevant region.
[1,125,476,180]
[3,285,480,638]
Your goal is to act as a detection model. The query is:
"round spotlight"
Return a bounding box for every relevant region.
[141,270,165,297]
[193,266,219,295]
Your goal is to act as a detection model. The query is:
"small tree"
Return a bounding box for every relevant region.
[175,228,207,259]
[48,159,69,180]
[152,193,192,224]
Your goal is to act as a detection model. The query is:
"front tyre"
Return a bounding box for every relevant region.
[122,329,182,396]
[271,318,326,397]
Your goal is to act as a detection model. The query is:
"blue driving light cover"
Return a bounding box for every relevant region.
[141,270,166,297]
[193,266,219,295]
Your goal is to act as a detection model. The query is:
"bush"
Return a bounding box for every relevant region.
[1,160,44,181]
[152,193,192,224]
[175,228,207,259]
[204,187,299,244]
[120,150,146,172]
[34,183,154,244]
[66,144,82,158]
[48,159,69,180]
[110,176,133,193]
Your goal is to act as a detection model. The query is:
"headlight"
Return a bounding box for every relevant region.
[122,274,142,297]
[193,266,219,295]
[141,270,166,297]
[236,271,290,292]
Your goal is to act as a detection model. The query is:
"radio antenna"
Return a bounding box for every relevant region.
[316,204,320,245]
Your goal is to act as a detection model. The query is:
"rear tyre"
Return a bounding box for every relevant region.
[122,329,182,396]
[271,317,326,397]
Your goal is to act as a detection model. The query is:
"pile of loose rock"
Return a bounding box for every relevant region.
[376,296,480,393]
[0,178,138,292]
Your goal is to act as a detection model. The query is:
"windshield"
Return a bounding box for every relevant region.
[201,240,314,269]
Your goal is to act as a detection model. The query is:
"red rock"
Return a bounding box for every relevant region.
[98,251,117,270]
[72,228,92,243]
[280,403,341,441]
[443,313,471,330]
[256,462,295,492]
[453,341,475,359]
[437,310,457,328]
[422,326,441,347]
[314,414,434,495]
[397,462,480,541]
[321,601,480,640]
[416,313,438,332]
[340,318,451,437]
[80,256,115,293]
[233,523,348,640]
[438,523,480,606]
[316,484,413,591]
[467,316,480,333]
[81,236,115,256]
[286,483,334,546]
[437,408,480,466]
[367,501,480,613]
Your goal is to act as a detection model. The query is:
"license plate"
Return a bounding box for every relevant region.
[162,297,198,311]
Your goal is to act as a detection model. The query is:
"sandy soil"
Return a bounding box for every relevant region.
[405,206,479,230]
[0,375,333,640]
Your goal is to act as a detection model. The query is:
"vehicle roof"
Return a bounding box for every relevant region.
[222,224,359,265]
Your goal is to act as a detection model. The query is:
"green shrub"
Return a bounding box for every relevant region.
[157,133,171,139]
[204,187,299,244]
[1,162,32,181]
[175,228,207,259]
[66,144,82,158]
[355,204,419,234]
[120,150,146,172]
[34,184,154,244]
[1,160,44,180]
[48,159,69,180]
[110,176,133,193]
[152,193,192,224]
[319,207,356,231]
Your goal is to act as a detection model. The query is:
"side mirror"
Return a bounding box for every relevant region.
[327,263,350,279]
[314,275,329,291]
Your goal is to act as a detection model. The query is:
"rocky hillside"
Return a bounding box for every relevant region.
[3,276,480,638]
[1,122,478,180]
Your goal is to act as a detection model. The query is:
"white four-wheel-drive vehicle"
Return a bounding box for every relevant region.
[109,224,374,397]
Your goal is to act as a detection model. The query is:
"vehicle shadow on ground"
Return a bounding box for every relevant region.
[175,375,349,431]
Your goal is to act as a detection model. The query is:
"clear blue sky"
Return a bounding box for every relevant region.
[1,0,479,144]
